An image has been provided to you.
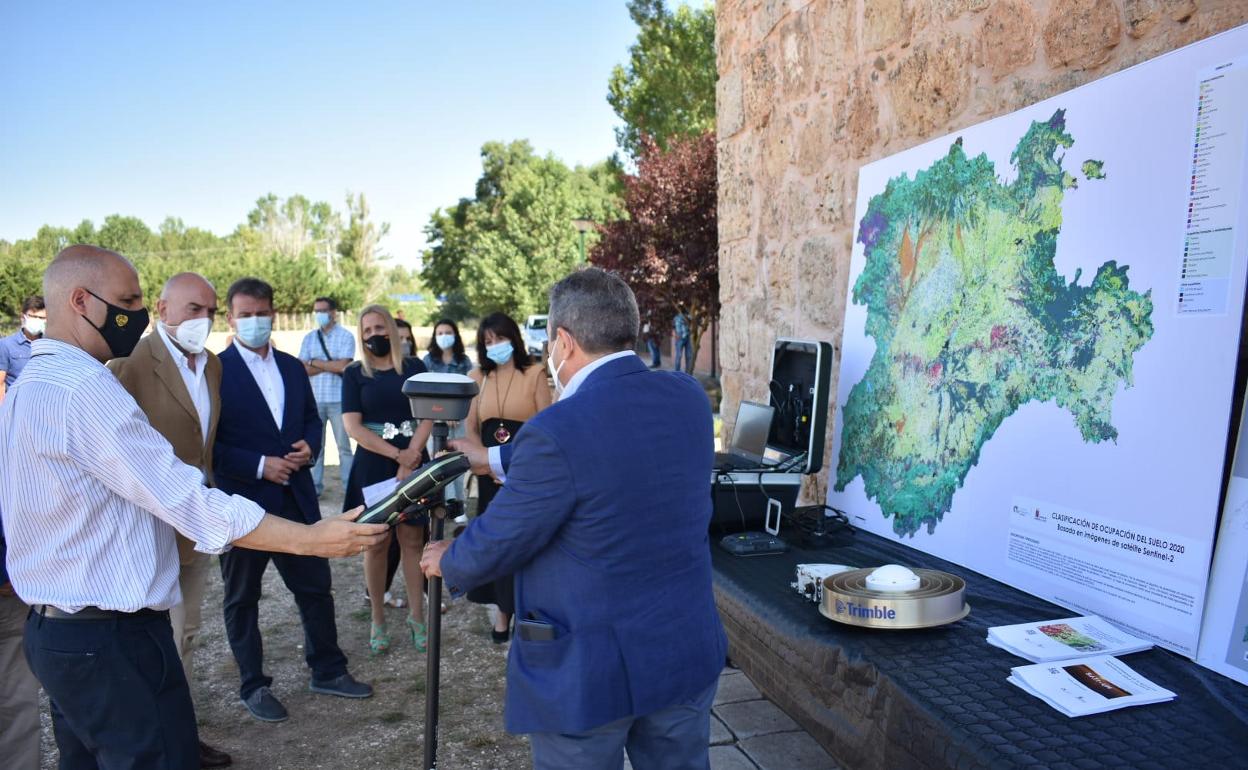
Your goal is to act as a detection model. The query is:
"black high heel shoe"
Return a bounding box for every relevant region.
[491,627,510,644]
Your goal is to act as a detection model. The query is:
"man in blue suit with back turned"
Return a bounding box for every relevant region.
[214,277,371,723]
[425,268,727,770]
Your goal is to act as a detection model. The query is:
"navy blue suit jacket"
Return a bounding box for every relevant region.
[442,354,727,734]
[213,345,322,523]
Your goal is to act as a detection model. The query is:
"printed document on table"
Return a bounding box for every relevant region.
[987,616,1152,662]
[1008,655,1176,717]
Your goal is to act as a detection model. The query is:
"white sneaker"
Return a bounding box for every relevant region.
[453,514,469,525]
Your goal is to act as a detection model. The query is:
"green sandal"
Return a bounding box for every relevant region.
[406,616,428,653]
[370,623,391,655]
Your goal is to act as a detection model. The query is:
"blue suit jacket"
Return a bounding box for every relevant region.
[442,354,727,734]
[213,345,322,523]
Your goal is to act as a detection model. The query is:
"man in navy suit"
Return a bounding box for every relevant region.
[427,268,726,770]
[214,278,371,723]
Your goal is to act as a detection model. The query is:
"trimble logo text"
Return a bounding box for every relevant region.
[835,600,897,620]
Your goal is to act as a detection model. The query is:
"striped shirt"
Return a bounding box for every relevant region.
[298,323,355,405]
[0,338,266,613]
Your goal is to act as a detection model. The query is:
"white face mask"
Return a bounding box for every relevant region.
[547,335,567,398]
[22,315,46,336]
[166,317,212,354]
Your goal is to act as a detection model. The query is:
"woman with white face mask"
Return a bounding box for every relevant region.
[421,318,473,376]
[464,311,553,642]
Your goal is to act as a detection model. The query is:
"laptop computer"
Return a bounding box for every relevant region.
[714,401,775,472]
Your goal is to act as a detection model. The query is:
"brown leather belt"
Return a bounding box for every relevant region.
[32,605,168,621]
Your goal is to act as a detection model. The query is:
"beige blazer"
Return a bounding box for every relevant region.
[108,331,223,565]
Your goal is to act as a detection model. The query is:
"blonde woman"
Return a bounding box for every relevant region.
[341,304,433,654]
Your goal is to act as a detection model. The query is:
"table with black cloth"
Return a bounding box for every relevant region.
[711,528,1248,770]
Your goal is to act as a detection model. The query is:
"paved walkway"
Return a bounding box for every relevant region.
[625,666,839,770]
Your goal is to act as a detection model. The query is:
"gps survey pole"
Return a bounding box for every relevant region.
[399,373,479,770]
[423,421,456,769]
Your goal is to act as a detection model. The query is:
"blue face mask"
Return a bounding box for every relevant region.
[314,311,331,328]
[485,341,513,365]
[236,316,272,349]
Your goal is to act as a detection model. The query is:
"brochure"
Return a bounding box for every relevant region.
[1008,655,1176,717]
[362,477,399,508]
[987,616,1152,663]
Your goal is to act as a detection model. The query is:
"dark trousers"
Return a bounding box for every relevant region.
[529,678,718,770]
[219,491,348,698]
[24,609,198,770]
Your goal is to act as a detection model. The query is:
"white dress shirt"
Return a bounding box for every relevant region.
[487,350,637,481]
[0,339,266,613]
[157,323,210,444]
[233,340,286,480]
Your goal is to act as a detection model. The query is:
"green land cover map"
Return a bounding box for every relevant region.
[835,110,1155,537]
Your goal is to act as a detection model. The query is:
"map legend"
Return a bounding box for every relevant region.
[1179,58,1248,316]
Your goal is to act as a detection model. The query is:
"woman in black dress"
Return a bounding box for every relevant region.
[341,304,432,654]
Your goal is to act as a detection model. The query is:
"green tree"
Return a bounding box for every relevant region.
[0,225,74,318]
[421,140,624,320]
[334,192,387,309]
[607,0,717,158]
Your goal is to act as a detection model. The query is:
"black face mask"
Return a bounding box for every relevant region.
[364,335,392,357]
[84,290,149,359]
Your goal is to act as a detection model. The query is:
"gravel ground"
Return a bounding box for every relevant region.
[40,467,532,769]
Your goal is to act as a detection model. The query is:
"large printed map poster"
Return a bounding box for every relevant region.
[828,24,1248,656]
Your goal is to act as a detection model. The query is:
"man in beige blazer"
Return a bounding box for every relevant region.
[108,272,232,769]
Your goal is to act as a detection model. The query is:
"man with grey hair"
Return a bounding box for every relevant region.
[108,271,233,767]
[0,246,387,769]
[428,267,726,770]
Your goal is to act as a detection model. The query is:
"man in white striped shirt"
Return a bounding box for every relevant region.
[0,246,388,770]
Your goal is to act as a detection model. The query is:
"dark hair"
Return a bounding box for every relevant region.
[226,277,274,313]
[428,317,467,361]
[314,296,337,311]
[21,295,45,314]
[395,318,413,332]
[476,312,530,373]
[548,267,639,353]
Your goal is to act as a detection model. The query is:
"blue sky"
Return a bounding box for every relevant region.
[0,1,644,267]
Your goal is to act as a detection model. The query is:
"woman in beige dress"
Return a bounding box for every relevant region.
[464,311,552,642]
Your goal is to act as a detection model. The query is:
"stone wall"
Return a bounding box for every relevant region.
[716,0,1248,502]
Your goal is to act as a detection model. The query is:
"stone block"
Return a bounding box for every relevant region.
[719,69,745,139]
[741,731,840,769]
[715,699,801,740]
[796,104,836,175]
[1123,0,1160,38]
[979,0,1037,79]
[814,166,851,229]
[929,0,991,19]
[711,713,736,746]
[779,11,813,98]
[807,0,854,78]
[1043,0,1123,70]
[710,745,759,770]
[744,46,777,129]
[715,670,764,705]
[845,81,879,158]
[863,0,913,52]
[717,139,756,243]
[887,33,972,139]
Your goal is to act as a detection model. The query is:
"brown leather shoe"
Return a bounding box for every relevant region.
[199,740,233,768]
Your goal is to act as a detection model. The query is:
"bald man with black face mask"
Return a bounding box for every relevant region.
[0,246,388,770]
